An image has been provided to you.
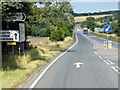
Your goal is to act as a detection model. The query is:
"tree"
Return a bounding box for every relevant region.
[86,17,95,31]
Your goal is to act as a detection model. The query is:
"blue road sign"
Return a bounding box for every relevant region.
[104,25,112,33]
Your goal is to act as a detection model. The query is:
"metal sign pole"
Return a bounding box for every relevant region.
[0,42,2,61]
[19,43,21,55]
[107,32,108,49]
[12,45,14,57]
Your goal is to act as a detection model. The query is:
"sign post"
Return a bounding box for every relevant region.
[104,25,112,49]
[1,12,26,57]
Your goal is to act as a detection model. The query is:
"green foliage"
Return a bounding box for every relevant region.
[31,26,48,37]
[81,11,119,37]
[50,28,65,41]
[2,2,75,43]
[86,17,95,31]
[72,10,119,17]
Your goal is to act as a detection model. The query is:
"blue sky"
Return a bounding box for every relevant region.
[70,2,118,13]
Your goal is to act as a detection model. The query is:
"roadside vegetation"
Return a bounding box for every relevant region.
[1,2,75,88]
[1,36,74,88]
[89,31,119,43]
[80,11,120,42]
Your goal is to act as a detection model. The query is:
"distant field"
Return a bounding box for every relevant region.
[74,14,112,22]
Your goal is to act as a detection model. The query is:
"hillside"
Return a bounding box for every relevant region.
[74,14,112,22]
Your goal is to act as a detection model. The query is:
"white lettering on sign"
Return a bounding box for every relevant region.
[0,30,19,42]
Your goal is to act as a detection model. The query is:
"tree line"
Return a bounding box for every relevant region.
[81,13,120,36]
[72,10,119,17]
[2,2,75,41]
[1,2,75,58]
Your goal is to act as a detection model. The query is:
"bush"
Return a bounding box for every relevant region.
[31,26,48,37]
[50,29,65,41]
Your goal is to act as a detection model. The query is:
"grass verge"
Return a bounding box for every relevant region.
[89,31,119,43]
[1,36,74,88]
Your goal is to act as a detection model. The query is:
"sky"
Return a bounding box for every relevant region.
[70,2,119,13]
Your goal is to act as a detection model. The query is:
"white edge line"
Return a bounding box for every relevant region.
[111,66,120,74]
[99,55,103,59]
[103,60,110,65]
[94,52,98,55]
[29,34,78,88]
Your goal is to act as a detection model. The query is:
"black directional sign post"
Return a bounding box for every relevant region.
[1,12,26,56]
[0,11,2,62]
[11,12,26,55]
[16,13,26,55]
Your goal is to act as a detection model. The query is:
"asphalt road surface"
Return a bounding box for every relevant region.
[87,34,120,49]
[27,30,118,88]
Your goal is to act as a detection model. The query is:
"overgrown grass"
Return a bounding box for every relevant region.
[90,32,119,43]
[1,36,74,88]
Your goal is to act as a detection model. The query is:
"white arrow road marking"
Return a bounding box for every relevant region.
[74,62,83,68]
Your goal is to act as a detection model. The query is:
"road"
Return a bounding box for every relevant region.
[22,30,118,88]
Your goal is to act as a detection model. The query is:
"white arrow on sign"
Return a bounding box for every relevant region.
[74,62,83,68]
[12,13,26,21]
[105,26,111,32]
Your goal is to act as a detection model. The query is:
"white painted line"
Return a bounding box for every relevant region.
[111,66,120,74]
[103,60,114,65]
[94,52,98,55]
[103,60,110,65]
[99,55,103,59]
[74,62,83,68]
[29,34,79,88]
[107,60,114,65]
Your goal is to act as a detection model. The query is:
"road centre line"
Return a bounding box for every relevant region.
[99,55,103,59]
[103,60,110,65]
[107,60,114,65]
[103,60,114,65]
[94,52,98,55]
[111,66,120,74]
[29,34,79,88]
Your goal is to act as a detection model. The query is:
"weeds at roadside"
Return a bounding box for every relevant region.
[2,36,74,88]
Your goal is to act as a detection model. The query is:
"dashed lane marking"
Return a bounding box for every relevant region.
[99,55,103,59]
[103,60,114,65]
[94,52,98,55]
[111,66,120,74]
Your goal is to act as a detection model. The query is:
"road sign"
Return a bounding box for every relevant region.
[0,30,19,42]
[94,28,104,33]
[12,13,26,21]
[104,25,112,33]
[7,42,16,45]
